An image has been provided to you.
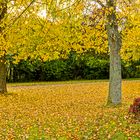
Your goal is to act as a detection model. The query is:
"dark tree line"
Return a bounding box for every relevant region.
[7,52,140,82]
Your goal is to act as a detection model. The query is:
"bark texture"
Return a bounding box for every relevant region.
[106,0,122,105]
[0,61,7,93]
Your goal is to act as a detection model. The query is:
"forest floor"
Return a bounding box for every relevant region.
[0,80,140,139]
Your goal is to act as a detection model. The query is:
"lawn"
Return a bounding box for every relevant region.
[0,80,140,139]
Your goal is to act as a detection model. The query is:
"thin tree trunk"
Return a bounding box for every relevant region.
[0,60,7,93]
[106,0,122,105]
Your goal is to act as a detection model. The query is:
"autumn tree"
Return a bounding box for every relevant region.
[0,0,7,93]
[84,0,140,105]
[0,0,84,93]
[0,0,38,93]
[106,0,122,105]
[62,0,139,105]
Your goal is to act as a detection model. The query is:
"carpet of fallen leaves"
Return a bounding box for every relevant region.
[0,81,140,140]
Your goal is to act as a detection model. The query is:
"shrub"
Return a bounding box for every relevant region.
[129,97,140,115]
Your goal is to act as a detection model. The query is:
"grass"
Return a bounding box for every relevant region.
[0,80,140,139]
[8,79,109,86]
[8,78,140,87]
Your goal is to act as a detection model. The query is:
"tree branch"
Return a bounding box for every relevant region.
[8,0,36,28]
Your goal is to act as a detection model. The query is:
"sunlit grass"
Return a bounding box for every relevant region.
[0,80,140,139]
[7,78,140,86]
[8,79,109,86]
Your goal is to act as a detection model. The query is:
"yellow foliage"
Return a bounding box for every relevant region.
[0,0,140,62]
[121,5,140,61]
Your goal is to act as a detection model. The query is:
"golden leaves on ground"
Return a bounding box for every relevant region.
[0,81,140,139]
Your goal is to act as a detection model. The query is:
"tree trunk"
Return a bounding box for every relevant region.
[0,60,7,93]
[106,0,122,105]
[0,1,7,94]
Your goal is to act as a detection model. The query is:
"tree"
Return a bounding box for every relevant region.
[0,0,37,93]
[0,0,7,93]
[105,0,122,105]
[94,0,140,105]
[0,0,84,93]
[78,0,123,105]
